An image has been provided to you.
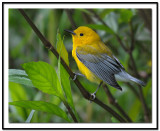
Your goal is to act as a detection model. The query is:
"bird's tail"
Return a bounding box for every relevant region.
[115,70,146,87]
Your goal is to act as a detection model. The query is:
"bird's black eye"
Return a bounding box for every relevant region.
[80,33,84,36]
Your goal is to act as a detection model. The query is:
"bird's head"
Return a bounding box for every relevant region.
[65,26,100,46]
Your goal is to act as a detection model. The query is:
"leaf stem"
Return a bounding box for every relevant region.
[63,101,78,122]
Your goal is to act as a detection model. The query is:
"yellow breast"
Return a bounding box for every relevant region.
[72,48,100,84]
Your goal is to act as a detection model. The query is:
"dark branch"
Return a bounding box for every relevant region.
[126,83,140,99]
[138,9,152,32]
[103,84,132,122]
[18,9,127,123]
[129,20,135,51]
[115,35,128,52]
[63,101,78,122]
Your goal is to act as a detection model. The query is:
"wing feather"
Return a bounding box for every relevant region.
[76,46,123,90]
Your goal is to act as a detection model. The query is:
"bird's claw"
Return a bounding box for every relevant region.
[90,93,96,100]
[72,73,85,81]
[73,74,77,81]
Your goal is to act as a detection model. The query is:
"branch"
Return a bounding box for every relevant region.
[18,9,127,123]
[63,101,78,122]
[126,83,140,99]
[138,86,151,122]
[93,98,126,122]
[129,21,135,51]
[103,84,132,122]
[138,9,152,32]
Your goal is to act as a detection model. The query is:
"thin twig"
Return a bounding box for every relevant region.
[129,51,139,77]
[115,35,128,52]
[63,101,78,122]
[18,9,127,123]
[87,9,106,25]
[129,21,135,51]
[138,86,151,122]
[103,84,132,122]
[93,98,126,122]
[126,83,140,99]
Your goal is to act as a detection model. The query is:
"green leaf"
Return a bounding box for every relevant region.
[128,98,141,121]
[9,69,34,87]
[9,101,71,122]
[111,117,119,123]
[76,9,92,15]
[99,9,115,18]
[58,58,80,121]
[81,79,97,93]
[73,9,85,26]
[9,82,29,121]
[48,10,56,44]
[22,61,65,100]
[135,26,151,41]
[105,12,118,33]
[86,24,114,34]
[143,79,151,97]
[9,82,28,101]
[48,10,58,67]
[56,33,69,66]
[143,79,152,109]
[10,29,32,59]
[59,10,70,35]
[119,9,134,23]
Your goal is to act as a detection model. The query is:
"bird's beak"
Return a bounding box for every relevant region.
[64,29,76,35]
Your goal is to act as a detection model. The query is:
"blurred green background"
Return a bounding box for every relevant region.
[9,9,152,123]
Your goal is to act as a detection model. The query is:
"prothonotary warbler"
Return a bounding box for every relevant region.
[65,26,145,97]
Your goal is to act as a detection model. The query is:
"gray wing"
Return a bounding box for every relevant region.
[76,49,123,90]
[113,55,125,70]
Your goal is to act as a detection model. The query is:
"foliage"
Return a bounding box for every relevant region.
[9,9,151,123]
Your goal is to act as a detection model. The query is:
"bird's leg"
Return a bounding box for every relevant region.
[73,73,85,81]
[90,81,103,100]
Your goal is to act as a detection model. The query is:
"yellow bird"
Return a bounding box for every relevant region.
[65,26,145,96]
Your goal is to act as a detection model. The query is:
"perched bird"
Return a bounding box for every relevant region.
[65,26,145,96]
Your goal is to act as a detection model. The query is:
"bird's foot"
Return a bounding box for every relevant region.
[89,81,103,102]
[90,93,96,101]
[73,74,77,81]
[72,73,85,81]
